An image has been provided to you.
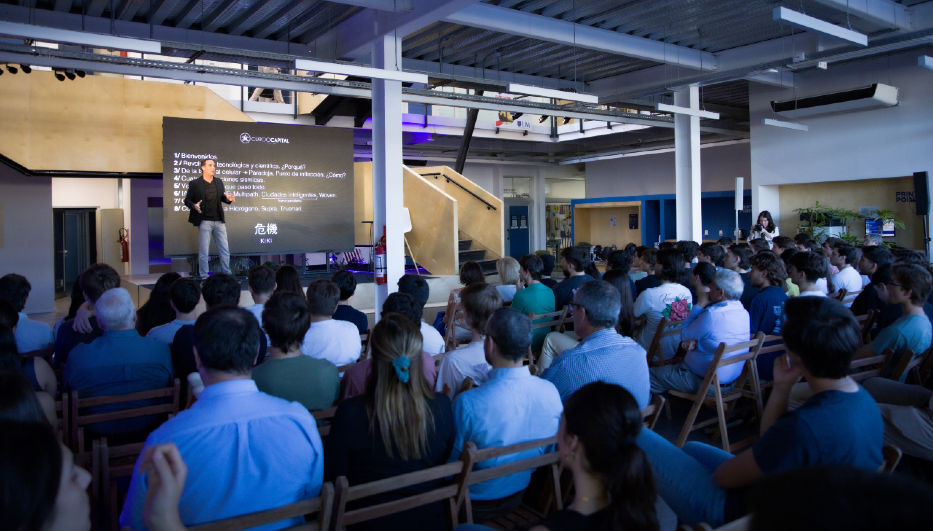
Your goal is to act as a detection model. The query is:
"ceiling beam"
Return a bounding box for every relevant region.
[443,3,717,71]
[310,0,481,61]
[401,57,587,91]
[325,0,413,10]
[810,0,910,30]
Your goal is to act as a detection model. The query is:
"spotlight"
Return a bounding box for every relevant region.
[54,70,65,81]
[511,112,523,120]
[75,70,86,78]
[5,64,17,74]
[20,64,31,74]
[561,117,571,125]
[65,70,76,80]
[538,115,548,124]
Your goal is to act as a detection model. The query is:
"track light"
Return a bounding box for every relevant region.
[65,70,76,80]
[538,115,549,124]
[75,70,86,78]
[20,64,30,74]
[53,70,65,81]
[5,64,17,74]
[561,117,571,125]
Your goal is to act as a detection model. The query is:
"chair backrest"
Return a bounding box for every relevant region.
[849,349,894,382]
[692,333,766,398]
[841,290,861,307]
[888,348,922,382]
[312,406,338,437]
[646,317,683,365]
[641,394,666,431]
[529,307,569,332]
[189,483,335,531]
[855,310,878,345]
[69,379,181,452]
[359,331,371,361]
[99,437,146,531]
[880,444,903,474]
[332,460,466,530]
[917,345,933,386]
[455,436,563,522]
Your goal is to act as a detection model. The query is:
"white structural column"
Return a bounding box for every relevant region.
[673,85,703,242]
[371,34,405,320]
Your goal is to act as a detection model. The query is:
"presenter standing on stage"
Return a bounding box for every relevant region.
[184,158,234,276]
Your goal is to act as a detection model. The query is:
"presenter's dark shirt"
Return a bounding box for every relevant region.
[201,179,220,221]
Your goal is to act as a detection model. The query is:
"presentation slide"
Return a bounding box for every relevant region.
[162,117,354,257]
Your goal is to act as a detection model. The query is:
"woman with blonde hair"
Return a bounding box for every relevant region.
[496,256,521,303]
[326,313,455,530]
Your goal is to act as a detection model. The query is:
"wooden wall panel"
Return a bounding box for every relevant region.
[403,166,458,276]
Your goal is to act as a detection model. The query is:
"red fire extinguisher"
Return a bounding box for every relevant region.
[374,226,387,285]
[119,228,130,263]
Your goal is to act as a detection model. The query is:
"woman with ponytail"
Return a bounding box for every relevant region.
[531,381,662,531]
[325,312,455,530]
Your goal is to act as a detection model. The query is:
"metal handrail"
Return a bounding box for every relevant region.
[420,172,497,211]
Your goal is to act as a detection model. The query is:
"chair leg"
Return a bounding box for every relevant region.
[712,384,730,452]
[676,396,704,448]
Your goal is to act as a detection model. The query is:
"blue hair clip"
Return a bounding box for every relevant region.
[392,356,411,383]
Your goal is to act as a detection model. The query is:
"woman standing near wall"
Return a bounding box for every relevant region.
[750,211,779,243]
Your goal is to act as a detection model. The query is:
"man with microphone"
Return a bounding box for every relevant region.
[184,158,234,276]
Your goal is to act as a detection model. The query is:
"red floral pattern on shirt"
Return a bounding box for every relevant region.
[663,298,691,323]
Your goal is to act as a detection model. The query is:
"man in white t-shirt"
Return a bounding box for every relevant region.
[435,283,502,398]
[830,242,863,296]
[788,252,829,298]
[300,279,361,367]
[397,274,445,356]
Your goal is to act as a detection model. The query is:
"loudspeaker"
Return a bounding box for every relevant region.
[735,177,744,211]
[915,171,929,216]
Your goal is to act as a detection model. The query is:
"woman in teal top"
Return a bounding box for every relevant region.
[511,254,556,353]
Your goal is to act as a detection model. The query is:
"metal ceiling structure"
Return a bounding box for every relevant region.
[1,0,932,164]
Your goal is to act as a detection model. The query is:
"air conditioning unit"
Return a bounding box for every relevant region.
[770,83,898,118]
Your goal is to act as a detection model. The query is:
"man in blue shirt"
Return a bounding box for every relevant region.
[0,273,53,354]
[637,296,883,527]
[748,252,790,380]
[542,280,650,408]
[453,308,562,518]
[649,269,751,395]
[54,263,121,367]
[146,278,200,345]
[121,306,324,529]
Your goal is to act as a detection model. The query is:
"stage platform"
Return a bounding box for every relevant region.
[121,271,468,329]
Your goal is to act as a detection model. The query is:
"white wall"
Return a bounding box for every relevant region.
[0,166,54,313]
[585,142,751,198]
[52,178,120,208]
[749,50,933,232]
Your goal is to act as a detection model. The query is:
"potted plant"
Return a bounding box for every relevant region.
[793,202,862,243]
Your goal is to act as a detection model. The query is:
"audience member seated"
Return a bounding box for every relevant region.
[398,274,446,356]
[637,297,883,527]
[677,240,700,270]
[331,269,368,334]
[793,233,816,252]
[634,247,661,296]
[121,306,324,528]
[602,269,636,339]
[787,251,828,297]
[543,280,650,408]
[54,278,86,340]
[146,278,200,345]
[436,283,502,397]
[54,263,120,367]
[0,420,93,531]
[453,308,562,519]
[495,256,521,303]
[325,313,454,531]
[689,262,716,309]
[771,236,795,256]
[245,264,276,327]
[649,269,750,396]
[634,248,693,361]
[340,293,437,400]
[511,254,556,354]
[851,245,895,316]
[135,272,182,337]
[830,242,862,296]
[0,301,56,398]
[748,252,788,336]
[539,253,558,290]
[553,246,599,311]
[822,238,843,276]
[698,242,725,270]
[854,264,932,375]
[300,279,361,367]
[527,382,675,531]
[444,261,486,343]
[744,466,933,531]
[725,245,758,308]
[253,291,338,411]
[0,371,55,426]
[273,264,304,297]
[172,274,267,397]
[749,238,771,255]
[0,273,53,354]
[862,376,933,462]
[64,288,173,435]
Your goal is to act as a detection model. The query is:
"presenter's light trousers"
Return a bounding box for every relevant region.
[198,220,231,275]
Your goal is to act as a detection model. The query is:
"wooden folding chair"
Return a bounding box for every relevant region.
[889,346,931,384]
[189,483,335,531]
[755,334,787,392]
[855,309,878,345]
[98,437,146,531]
[841,289,861,307]
[645,318,685,366]
[359,331,371,361]
[880,444,903,474]
[641,394,666,431]
[444,305,470,352]
[849,348,894,382]
[312,406,338,438]
[455,437,562,528]
[668,333,766,452]
[331,459,467,530]
[68,379,181,453]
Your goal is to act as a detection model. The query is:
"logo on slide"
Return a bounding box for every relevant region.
[239,132,289,144]
[240,132,252,144]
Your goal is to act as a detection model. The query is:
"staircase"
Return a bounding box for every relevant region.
[459,237,498,275]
